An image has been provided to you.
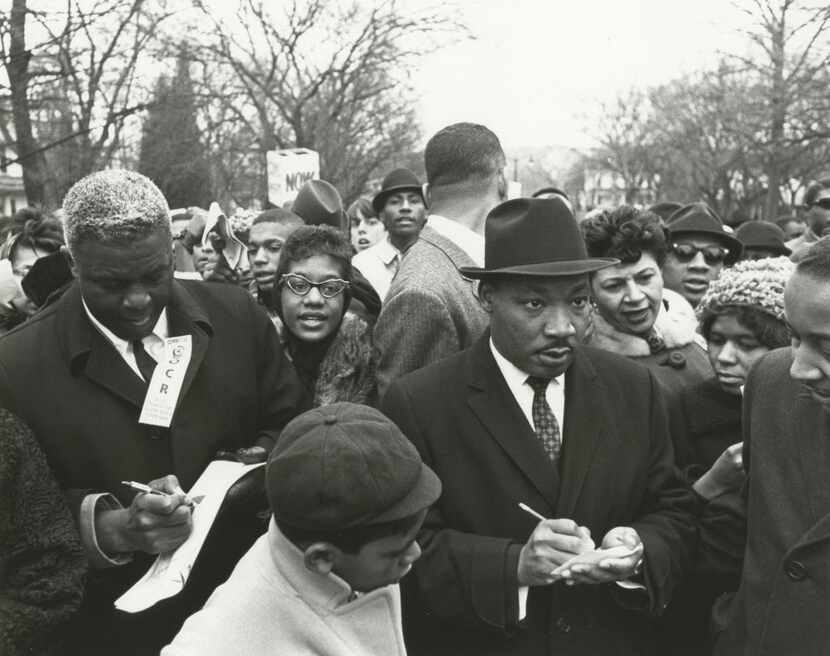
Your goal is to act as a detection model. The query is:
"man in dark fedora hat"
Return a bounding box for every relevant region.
[735,220,791,260]
[353,168,427,299]
[662,202,742,308]
[382,197,696,656]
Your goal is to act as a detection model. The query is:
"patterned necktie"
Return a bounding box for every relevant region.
[526,376,561,464]
[132,339,157,383]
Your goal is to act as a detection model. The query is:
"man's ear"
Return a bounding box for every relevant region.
[478,280,494,313]
[303,542,340,576]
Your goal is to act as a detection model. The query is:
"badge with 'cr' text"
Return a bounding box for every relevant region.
[138,335,192,428]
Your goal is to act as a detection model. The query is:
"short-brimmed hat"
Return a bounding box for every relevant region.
[735,221,791,256]
[266,403,441,532]
[666,202,743,264]
[372,168,425,214]
[648,201,683,223]
[292,180,346,231]
[458,197,618,279]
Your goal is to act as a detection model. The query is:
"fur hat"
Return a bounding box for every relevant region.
[696,256,794,322]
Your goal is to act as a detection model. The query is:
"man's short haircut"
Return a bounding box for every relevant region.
[424,122,505,188]
[795,236,830,278]
[803,178,830,206]
[252,208,304,229]
[63,170,171,256]
[347,197,376,221]
[274,224,354,282]
[276,511,422,554]
[581,205,669,266]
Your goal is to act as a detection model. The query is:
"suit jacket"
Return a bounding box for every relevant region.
[381,336,697,656]
[374,225,489,398]
[163,521,407,656]
[0,280,306,653]
[703,348,830,655]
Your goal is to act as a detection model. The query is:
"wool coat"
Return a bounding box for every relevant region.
[0,280,307,654]
[162,521,408,656]
[702,348,830,655]
[381,335,697,656]
[374,225,489,398]
[0,408,86,656]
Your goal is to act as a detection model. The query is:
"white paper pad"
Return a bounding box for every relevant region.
[115,461,264,613]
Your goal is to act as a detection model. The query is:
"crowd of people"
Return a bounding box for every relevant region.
[0,121,829,656]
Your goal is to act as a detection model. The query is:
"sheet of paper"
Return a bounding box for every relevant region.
[115,460,264,613]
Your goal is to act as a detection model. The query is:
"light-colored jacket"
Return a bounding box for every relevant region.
[162,520,407,656]
[374,225,489,398]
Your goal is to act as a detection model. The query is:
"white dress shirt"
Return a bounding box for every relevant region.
[426,214,485,267]
[352,237,401,300]
[82,300,169,380]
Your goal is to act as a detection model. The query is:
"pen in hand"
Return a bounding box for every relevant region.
[121,481,204,507]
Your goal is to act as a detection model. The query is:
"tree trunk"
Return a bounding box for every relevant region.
[764,7,787,222]
[7,0,53,208]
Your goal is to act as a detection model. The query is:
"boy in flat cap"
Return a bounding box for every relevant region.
[163,402,441,656]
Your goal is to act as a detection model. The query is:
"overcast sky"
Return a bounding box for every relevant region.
[411,0,751,149]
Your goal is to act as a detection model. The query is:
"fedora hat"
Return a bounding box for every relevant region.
[459,197,618,279]
[648,201,683,223]
[735,220,791,256]
[292,179,345,231]
[372,168,425,214]
[666,202,742,263]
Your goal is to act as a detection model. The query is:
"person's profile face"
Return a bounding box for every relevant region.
[785,270,830,406]
[480,274,591,378]
[333,510,426,592]
[781,219,805,241]
[590,253,663,337]
[72,229,174,341]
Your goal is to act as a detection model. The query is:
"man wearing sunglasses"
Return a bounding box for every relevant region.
[786,178,830,259]
[661,202,742,308]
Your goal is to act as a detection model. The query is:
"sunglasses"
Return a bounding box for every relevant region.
[280,273,349,298]
[671,243,729,265]
[807,198,830,211]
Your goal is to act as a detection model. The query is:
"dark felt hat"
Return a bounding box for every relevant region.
[266,403,442,532]
[735,221,791,256]
[648,201,683,223]
[372,168,425,214]
[666,202,743,264]
[292,180,346,230]
[459,197,618,279]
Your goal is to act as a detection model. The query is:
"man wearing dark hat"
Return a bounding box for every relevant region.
[661,202,742,308]
[353,168,427,299]
[374,122,505,396]
[163,403,441,656]
[735,220,791,260]
[382,197,696,656]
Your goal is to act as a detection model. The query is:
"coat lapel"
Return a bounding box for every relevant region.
[556,347,607,518]
[465,336,561,512]
[793,391,830,547]
[166,282,213,412]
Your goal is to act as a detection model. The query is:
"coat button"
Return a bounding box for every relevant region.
[785,560,807,581]
[148,431,163,440]
[555,617,571,633]
[668,352,687,369]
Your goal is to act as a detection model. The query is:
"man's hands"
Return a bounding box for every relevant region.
[96,475,194,556]
[517,519,595,586]
[693,442,744,500]
[554,526,644,585]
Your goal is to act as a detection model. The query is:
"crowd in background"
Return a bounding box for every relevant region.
[1,121,829,656]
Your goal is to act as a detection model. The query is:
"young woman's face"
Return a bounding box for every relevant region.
[707,313,770,395]
[279,254,347,342]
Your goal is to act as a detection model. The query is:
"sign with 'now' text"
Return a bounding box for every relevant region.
[266,148,320,206]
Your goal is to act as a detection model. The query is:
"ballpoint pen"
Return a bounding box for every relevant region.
[121,481,204,506]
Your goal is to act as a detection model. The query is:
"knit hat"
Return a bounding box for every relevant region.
[696,256,794,322]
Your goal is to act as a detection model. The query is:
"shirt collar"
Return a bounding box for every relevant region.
[81,298,168,351]
[488,337,562,388]
[426,214,485,266]
[375,237,401,266]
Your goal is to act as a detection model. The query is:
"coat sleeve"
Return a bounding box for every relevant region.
[627,370,699,615]
[247,294,309,452]
[375,289,460,401]
[382,381,523,633]
[0,410,87,656]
